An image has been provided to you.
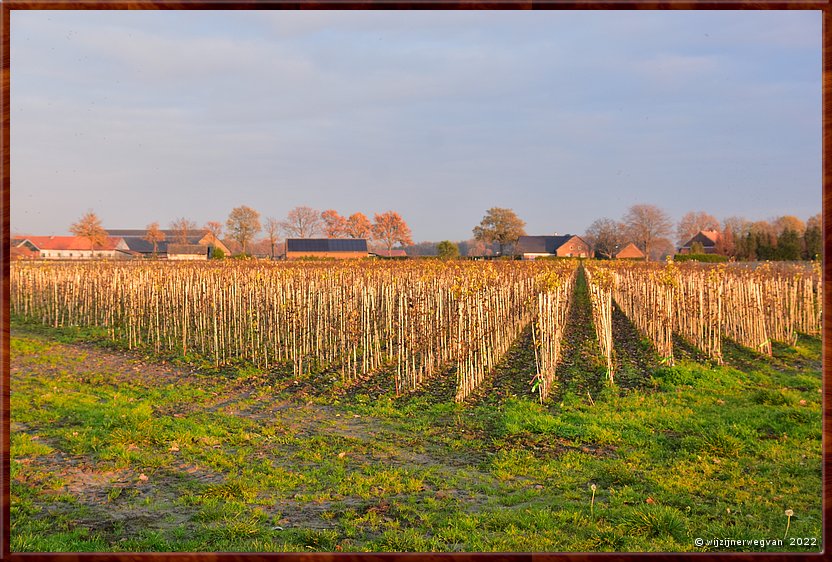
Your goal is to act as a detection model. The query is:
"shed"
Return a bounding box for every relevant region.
[285,239,369,259]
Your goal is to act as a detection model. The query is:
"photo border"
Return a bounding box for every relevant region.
[0,1,828,560]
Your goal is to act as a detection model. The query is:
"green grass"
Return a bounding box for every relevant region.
[9,320,822,553]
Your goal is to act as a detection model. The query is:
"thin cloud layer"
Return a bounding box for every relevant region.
[11,10,820,239]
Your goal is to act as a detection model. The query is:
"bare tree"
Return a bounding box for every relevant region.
[345,212,373,239]
[584,218,625,258]
[205,221,224,240]
[472,207,526,256]
[280,206,322,239]
[676,211,720,246]
[372,211,414,252]
[170,217,197,244]
[144,222,166,257]
[226,205,262,255]
[70,210,108,253]
[264,217,280,259]
[622,204,673,262]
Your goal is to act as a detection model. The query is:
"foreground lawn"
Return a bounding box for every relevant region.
[10,320,822,552]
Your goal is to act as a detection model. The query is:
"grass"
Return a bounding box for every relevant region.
[9,317,822,553]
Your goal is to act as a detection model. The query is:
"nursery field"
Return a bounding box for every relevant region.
[9,260,824,552]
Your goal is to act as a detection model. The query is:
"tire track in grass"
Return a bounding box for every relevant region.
[553,266,607,400]
[608,301,658,390]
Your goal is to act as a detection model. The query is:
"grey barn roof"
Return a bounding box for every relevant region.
[286,238,368,252]
[515,235,575,254]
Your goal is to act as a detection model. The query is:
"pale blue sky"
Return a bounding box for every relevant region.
[11,10,821,241]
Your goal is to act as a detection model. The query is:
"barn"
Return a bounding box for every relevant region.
[285,239,369,259]
[516,235,590,260]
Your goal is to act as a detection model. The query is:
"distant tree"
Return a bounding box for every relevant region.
[226,205,262,255]
[345,212,373,239]
[280,206,322,239]
[464,239,493,257]
[622,204,673,262]
[745,221,777,261]
[472,207,526,256]
[773,215,806,237]
[170,217,197,244]
[321,210,348,238]
[436,240,460,260]
[372,211,413,252]
[205,221,224,240]
[584,218,625,258]
[804,213,821,260]
[70,210,108,253]
[723,216,752,259]
[650,237,676,262]
[676,211,720,246]
[690,241,705,254]
[264,217,280,259]
[144,222,166,257]
[776,229,802,261]
[713,225,736,257]
[210,247,226,260]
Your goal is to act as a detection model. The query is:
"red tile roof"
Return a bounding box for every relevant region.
[25,236,125,251]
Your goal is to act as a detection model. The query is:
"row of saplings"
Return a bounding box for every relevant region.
[9,259,820,403]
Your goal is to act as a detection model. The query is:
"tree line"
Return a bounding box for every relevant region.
[56,203,822,262]
[65,206,415,258]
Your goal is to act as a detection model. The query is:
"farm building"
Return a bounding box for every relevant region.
[679,230,721,254]
[167,244,209,261]
[516,235,590,260]
[23,236,132,259]
[614,243,646,260]
[10,239,40,260]
[371,249,407,258]
[285,239,369,259]
[107,229,230,258]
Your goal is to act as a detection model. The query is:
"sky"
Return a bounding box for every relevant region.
[10,10,822,242]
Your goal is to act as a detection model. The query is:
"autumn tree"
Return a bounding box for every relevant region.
[205,221,224,240]
[70,210,108,252]
[745,221,778,261]
[622,204,672,262]
[280,206,322,239]
[773,215,806,236]
[472,207,526,256]
[713,225,736,257]
[345,212,373,239]
[584,218,625,258]
[226,205,262,255]
[804,213,821,260]
[144,222,166,257]
[676,211,720,246]
[372,211,413,252]
[170,217,197,244]
[321,210,348,238]
[437,240,460,259]
[264,217,280,259]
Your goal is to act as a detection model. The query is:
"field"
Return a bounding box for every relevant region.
[9,259,823,552]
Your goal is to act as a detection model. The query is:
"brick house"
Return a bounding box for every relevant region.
[679,230,721,254]
[614,242,645,260]
[516,235,590,260]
